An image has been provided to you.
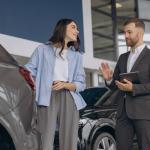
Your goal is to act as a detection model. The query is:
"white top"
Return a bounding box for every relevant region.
[53,48,69,82]
[127,44,146,72]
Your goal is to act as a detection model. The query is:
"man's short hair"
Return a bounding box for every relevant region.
[123,18,145,31]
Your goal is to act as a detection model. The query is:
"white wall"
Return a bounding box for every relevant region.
[0,34,40,57]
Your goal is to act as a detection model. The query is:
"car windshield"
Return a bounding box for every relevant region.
[80,87,108,106]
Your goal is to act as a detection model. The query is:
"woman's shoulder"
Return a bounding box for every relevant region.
[37,42,53,49]
[69,46,84,56]
[35,43,53,53]
[69,48,84,64]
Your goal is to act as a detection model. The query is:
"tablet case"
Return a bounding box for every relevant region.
[119,71,140,84]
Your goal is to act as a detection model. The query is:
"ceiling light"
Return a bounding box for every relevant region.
[108,3,122,9]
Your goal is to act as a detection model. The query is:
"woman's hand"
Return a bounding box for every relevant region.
[52,81,76,91]
[52,81,66,90]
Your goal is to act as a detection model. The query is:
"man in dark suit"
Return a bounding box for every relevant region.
[100,18,150,150]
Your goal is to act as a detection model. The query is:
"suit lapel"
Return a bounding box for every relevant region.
[130,46,148,72]
[124,52,130,73]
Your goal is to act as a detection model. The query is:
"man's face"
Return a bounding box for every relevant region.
[123,23,140,47]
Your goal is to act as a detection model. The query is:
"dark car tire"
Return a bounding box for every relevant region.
[0,129,15,150]
[93,132,116,150]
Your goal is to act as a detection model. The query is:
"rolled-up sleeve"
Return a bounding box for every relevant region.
[24,47,39,77]
[73,54,86,92]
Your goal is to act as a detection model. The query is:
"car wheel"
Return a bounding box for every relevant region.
[93,132,116,150]
[0,128,15,150]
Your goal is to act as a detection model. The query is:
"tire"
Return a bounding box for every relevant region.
[93,132,116,150]
[0,126,15,150]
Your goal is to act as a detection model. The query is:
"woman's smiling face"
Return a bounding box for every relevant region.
[65,21,79,43]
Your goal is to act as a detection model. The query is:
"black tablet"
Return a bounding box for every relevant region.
[119,71,140,84]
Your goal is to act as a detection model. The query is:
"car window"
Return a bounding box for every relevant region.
[80,87,108,106]
[95,89,119,106]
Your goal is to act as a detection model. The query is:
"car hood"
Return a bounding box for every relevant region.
[80,105,117,120]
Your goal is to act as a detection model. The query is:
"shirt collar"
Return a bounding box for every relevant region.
[130,43,146,54]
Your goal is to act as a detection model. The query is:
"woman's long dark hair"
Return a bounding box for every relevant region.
[49,18,80,56]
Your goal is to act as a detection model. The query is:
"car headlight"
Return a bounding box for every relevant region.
[79,119,88,126]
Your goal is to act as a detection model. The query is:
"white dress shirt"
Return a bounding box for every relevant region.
[127,44,146,72]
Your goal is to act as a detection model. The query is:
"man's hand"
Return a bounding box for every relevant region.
[99,62,113,81]
[115,79,133,92]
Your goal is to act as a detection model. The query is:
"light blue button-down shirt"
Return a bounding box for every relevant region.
[25,43,86,110]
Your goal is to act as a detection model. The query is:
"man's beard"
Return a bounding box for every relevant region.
[126,39,138,47]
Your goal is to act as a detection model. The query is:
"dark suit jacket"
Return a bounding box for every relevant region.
[108,46,150,119]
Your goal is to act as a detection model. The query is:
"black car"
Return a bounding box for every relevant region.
[78,87,117,150]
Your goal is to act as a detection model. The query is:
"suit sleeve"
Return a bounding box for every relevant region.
[132,83,150,96]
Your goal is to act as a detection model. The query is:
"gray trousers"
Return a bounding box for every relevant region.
[37,90,79,150]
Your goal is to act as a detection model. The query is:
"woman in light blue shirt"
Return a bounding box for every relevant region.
[25,18,86,150]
